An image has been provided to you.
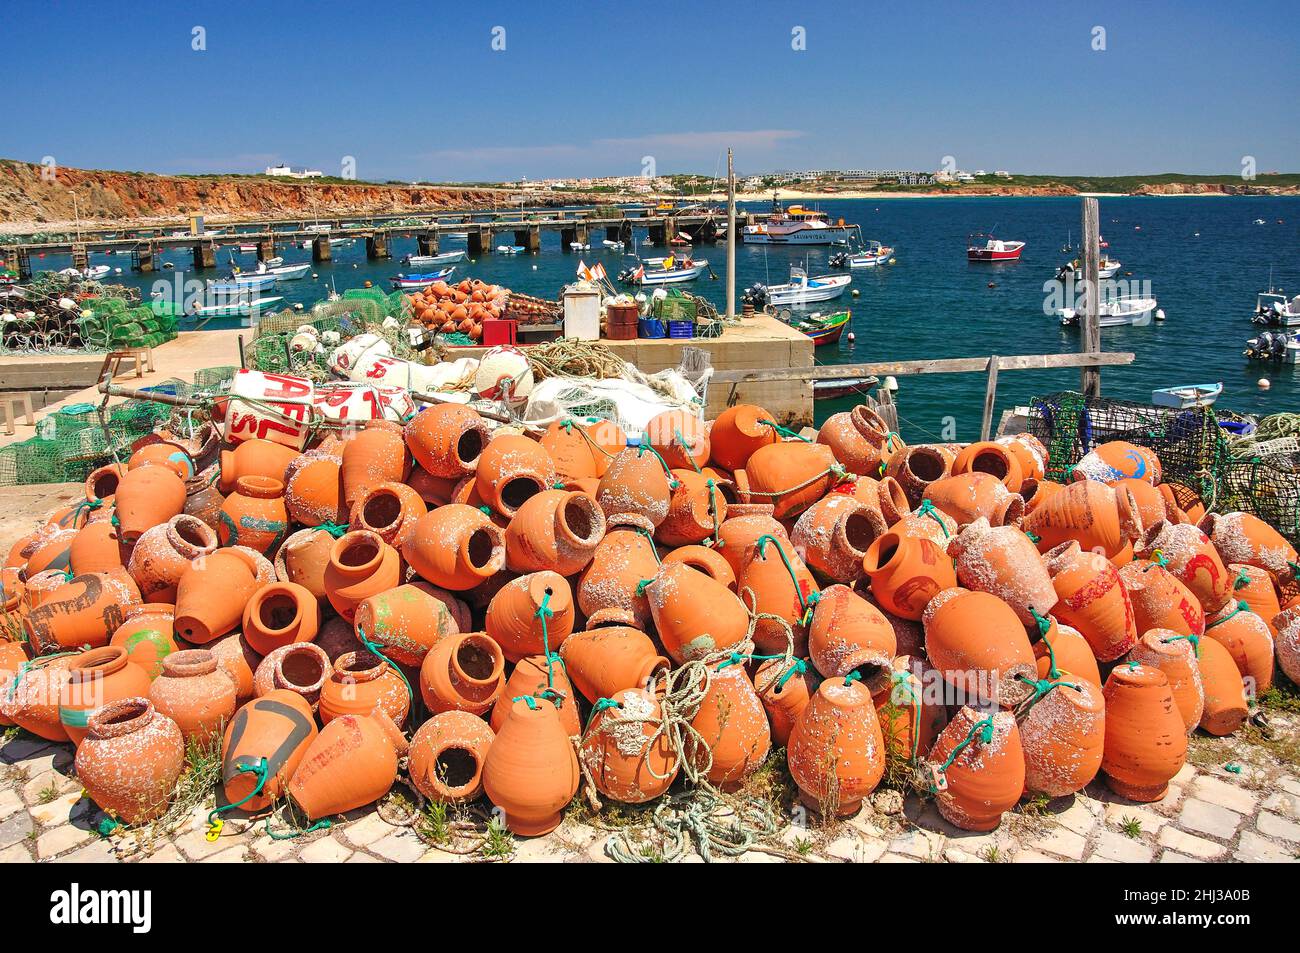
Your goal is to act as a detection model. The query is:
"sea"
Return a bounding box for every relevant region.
[41,195,1300,441]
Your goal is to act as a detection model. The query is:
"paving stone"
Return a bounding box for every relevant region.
[36,824,93,859]
[346,852,383,863]
[175,826,243,861]
[1092,830,1154,863]
[249,834,297,863]
[22,768,78,804]
[1262,791,1298,818]
[1277,775,1300,797]
[1012,849,1060,863]
[1157,826,1226,859]
[1158,851,1203,863]
[1152,784,1184,813]
[1172,763,1197,785]
[0,788,23,821]
[139,843,186,863]
[1030,827,1088,860]
[338,813,393,849]
[1190,775,1259,814]
[511,837,560,863]
[736,850,781,863]
[370,830,427,863]
[1103,803,1167,834]
[0,843,33,863]
[1257,811,1300,844]
[1051,798,1101,836]
[58,840,118,863]
[15,750,73,783]
[1177,798,1242,839]
[299,835,354,863]
[29,790,82,827]
[0,811,34,850]
[878,852,918,863]
[417,848,461,863]
[942,847,983,863]
[1234,830,1296,863]
[887,828,943,860]
[583,835,616,864]
[826,836,885,863]
[202,847,250,863]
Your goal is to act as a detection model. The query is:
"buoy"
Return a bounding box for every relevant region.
[888,257,896,264]
[293,303,305,311]
[363,280,372,288]
[1154,309,1166,322]
[988,282,996,288]
[311,273,318,279]
[1259,378,1271,390]
[847,331,856,343]
[851,289,859,297]
[532,265,538,270]
[883,376,899,392]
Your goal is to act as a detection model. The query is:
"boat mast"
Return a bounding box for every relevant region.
[726,148,736,320]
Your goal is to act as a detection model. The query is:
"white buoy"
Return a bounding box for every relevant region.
[1259,378,1271,390]
[882,376,899,393]
[847,331,856,343]
[532,265,538,270]
[1154,309,1166,322]
[851,289,859,297]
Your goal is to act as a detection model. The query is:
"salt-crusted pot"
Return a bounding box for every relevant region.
[408,710,496,804]
[1196,636,1248,736]
[657,469,727,547]
[84,463,126,504]
[1134,520,1231,614]
[24,570,142,654]
[69,520,129,577]
[405,403,490,478]
[1044,540,1137,662]
[817,405,900,477]
[1114,478,1167,530]
[242,582,320,656]
[288,712,407,820]
[1274,606,1300,687]
[491,655,581,737]
[874,658,947,764]
[348,481,426,549]
[218,438,297,494]
[924,707,1024,832]
[861,531,955,622]
[318,650,411,727]
[283,450,346,528]
[949,518,1056,628]
[753,656,822,747]
[708,404,779,472]
[1018,675,1105,797]
[323,530,401,621]
[273,528,335,601]
[950,441,1023,493]
[1024,479,1142,560]
[645,561,750,664]
[504,489,605,576]
[1202,600,1275,693]
[661,544,736,591]
[1100,662,1188,801]
[403,505,505,592]
[576,527,660,629]
[736,533,819,656]
[253,642,331,711]
[595,447,672,531]
[0,641,28,728]
[485,571,576,663]
[580,687,679,805]
[1199,512,1297,586]
[149,649,238,743]
[995,433,1047,482]
[113,464,187,543]
[221,689,318,813]
[22,527,77,578]
[483,698,580,836]
[353,583,459,668]
[1231,565,1281,633]
[2,653,76,741]
[1032,620,1101,688]
[1126,629,1205,734]
[58,645,152,748]
[787,676,885,817]
[1073,441,1162,485]
[921,588,1036,707]
[790,495,878,584]
[689,663,771,788]
[127,515,218,604]
[539,418,624,482]
[419,632,506,716]
[807,584,896,690]
[474,434,556,519]
[217,475,289,557]
[744,441,841,521]
[174,548,262,644]
[1117,560,1205,640]
[884,445,953,509]
[75,698,185,825]
[557,626,669,704]
[209,634,261,704]
[340,423,411,512]
[923,473,1024,528]
[129,441,195,481]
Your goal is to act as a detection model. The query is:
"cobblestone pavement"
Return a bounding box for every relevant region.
[2,710,1297,864]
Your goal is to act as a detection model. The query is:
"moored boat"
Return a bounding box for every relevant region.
[967,233,1025,262]
[1056,257,1121,281]
[1151,382,1222,409]
[791,310,852,346]
[1056,295,1160,328]
[1244,329,1300,363]
[744,268,851,307]
[1252,289,1300,327]
[831,240,895,268]
[403,250,466,268]
[496,245,525,255]
[813,376,877,400]
[390,267,456,290]
[618,256,708,286]
[743,195,855,245]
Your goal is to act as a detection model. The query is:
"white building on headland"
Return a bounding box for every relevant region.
[264,165,325,179]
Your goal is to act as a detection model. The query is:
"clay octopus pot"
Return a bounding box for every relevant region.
[149,649,238,743]
[340,423,411,512]
[874,657,947,764]
[924,707,1024,832]
[408,710,496,804]
[485,571,575,663]
[1274,606,1300,687]
[595,447,672,532]
[217,475,289,557]
[129,441,195,481]
[715,510,789,578]
[1127,629,1205,734]
[174,547,263,644]
[482,698,580,835]
[645,561,750,664]
[1018,675,1106,797]
[208,634,261,704]
[419,632,506,716]
[241,582,320,656]
[558,626,669,704]
[57,646,152,747]
[1136,520,1232,615]
[113,465,188,543]
[2,653,77,741]
[0,641,29,727]
[791,495,879,584]
[950,441,1024,493]
[1044,540,1137,662]
[753,656,822,747]
[491,655,582,737]
[474,434,555,519]
[690,663,772,788]
[218,439,298,494]
[504,490,605,576]
[657,470,727,547]
[662,544,736,591]
[84,463,125,504]
[323,530,402,621]
[861,531,956,622]
[403,505,505,593]
[1114,478,1167,530]
[283,450,346,527]
[318,650,411,727]
[1073,441,1161,485]
[744,441,842,521]
[995,433,1047,482]
[921,588,1036,707]
[221,689,318,813]
[1231,565,1281,634]
[1117,560,1206,641]
[23,570,142,654]
[708,404,779,472]
[273,528,335,601]
[807,584,896,689]
[69,520,129,577]
[75,698,185,825]
[579,687,679,804]
[949,518,1056,628]
[22,527,77,578]
[1025,479,1142,561]
[644,409,709,472]
[1032,620,1101,688]
[576,527,660,629]
[736,533,819,656]
[1203,600,1275,693]
[787,676,885,817]
[883,445,953,509]
[288,712,407,820]
[353,583,459,669]
[539,418,624,482]
[1102,662,1190,802]
[405,403,490,479]
[1196,636,1248,736]
[922,473,1025,529]
[1200,512,1298,587]
[127,515,218,604]
[817,405,901,477]
[349,481,427,549]
[253,642,331,711]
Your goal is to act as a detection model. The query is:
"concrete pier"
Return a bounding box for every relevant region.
[513,226,541,252]
[415,233,439,256]
[192,242,217,270]
[559,225,590,251]
[367,233,390,259]
[312,237,332,262]
[256,239,276,262]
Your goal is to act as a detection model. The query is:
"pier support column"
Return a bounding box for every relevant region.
[575,225,589,247]
[134,243,156,273]
[312,237,332,262]
[192,242,217,270]
[467,227,492,258]
[648,223,667,246]
[367,233,390,259]
[513,226,541,252]
[416,232,439,256]
[71,244,89,271]
[605,226,622,243]
[559,227,576,251]
[256,239,277,262]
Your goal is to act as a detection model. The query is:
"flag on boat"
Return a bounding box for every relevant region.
[590,262,607,282]
[633,265,645,282]
[662,256,674,270]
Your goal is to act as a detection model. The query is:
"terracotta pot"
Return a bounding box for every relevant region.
[217,475,289,557]
[1197,636,1248,736]
[129,441,195,481]
[106,604,177,680]
[318,649,411,727]
[209,634,261,704]
[708,404,779,472]
[1201,511,1298,587]
[2,653,76,740]
[221,689,318,813]
[1018,676,1105,797]
[736,533,819,656]
[284,451,346,527]
[1022,478,1065,515]
[347,481,425,550]
[924,707,1023,831]
[807,584,896,689]
[23,570,141,654]
[949,518,1056,628]
[242,582,320,656]
[174,548,262,644]
[817,405,900,477]
[219,439,297,494]
[1101,662,1188,801]
[1231,565,1281,634]
[127,515,217,603]
[289,712,406,819]
[485,571,575,663]
[923,473,1025,529]
[353,583,458,669]
[1274,606,1300,687]
[1159,482,1206,524]
[75,698,184,825]
[874,657,946,763]
[0,641,29,727]
[862,531,955,621]
[883,445,952,508]
[848,475,911,529]
[716,511,789,578]
[58,646,152,747]
[22,527,77,579]
[579,687,678,804]
[662,544,736,591]
[340,424,410,512]
[323,530,401,621]
[1074,441,1161,485]
[889,508,959,550]
[558,626,668,704]
[1203,600,1275,693]
[403,505,505,592]
[253,642,331,710]
[474,434,555,519]
[491,654,581,736]
[85,463,126,503]
[505,489,605,576]
[950,442,1024,493]
[273,528,335,600]
[113,465,188,543]
[655,470,725,547]
[184,466,226,531]
[1117,560,1206,641]
[1025,479,1142,560]
[316,617,363,662]
[690,664,771,787]
[1113,478,1167,530]
[1032,620,1101,687]
[405,403,490,478]
[753,656,821,747]
[922,587,1036,707]
[1127,629,1205,734]
[1044,540,1137,662]
[576,527,660,629]
[149,649,238,742]
[995,433,1047,481]
[787,676,885,816]
[595,447,672,532]
[539,419,624,482]
[483,697,580,835]
[68,520,128,577]
[1136,520,1232,614]
[420,632,506,715]
[791,495,878,584]
[409,710,496,803]
[639,410,705,472]
[646,561,750,663]
[745,441,841,521]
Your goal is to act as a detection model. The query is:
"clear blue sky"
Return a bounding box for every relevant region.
[2,0,1296,182]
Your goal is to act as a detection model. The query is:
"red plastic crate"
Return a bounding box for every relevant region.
[481,319,518,347]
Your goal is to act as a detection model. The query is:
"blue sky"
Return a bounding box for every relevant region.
[2,0,1296,181]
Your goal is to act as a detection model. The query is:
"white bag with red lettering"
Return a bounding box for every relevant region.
[313,382,416,424]
[222,369,315,450]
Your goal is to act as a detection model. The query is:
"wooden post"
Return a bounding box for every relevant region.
[1080,197,1102,397]
[981,355,1000,440]
[726,148,736,320]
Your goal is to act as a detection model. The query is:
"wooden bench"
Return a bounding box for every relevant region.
[0,392,35,436]
[99,347,155,382]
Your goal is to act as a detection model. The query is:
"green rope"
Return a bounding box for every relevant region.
[265,813,331,840]
[1288,559,1300,582]
[1234,567,1252,590]
[1161,632,1201,658]
[636,442,680,487]
[888,670,924,762]
[356,625,413,706]
[705,479,722,546]
[843,670,862,686]
[754,534,818,624]
[635,578,655,597]
[68,498,104,526]
[629,526,662,565]
[206,758,269,840]
[584,696,622,732]
[716,650,787,671]
[757,418,810,443]
[930,714,995,790]
[1015,673,1081,712]
[1144,549,1169,571]
[534,590,561,701]
[314,521,349,538]
[916,499,950,538]
[1025,530,1041,544]
[775,658,808,691]
[478,505,493,518]
[513,694,540,710]
[1206,600,1250,631]
[673,428,702,474]
[96,817,121,838]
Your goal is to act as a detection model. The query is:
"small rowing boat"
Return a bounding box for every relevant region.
[813,376,877,400]
[1150,382,1222,409]
[403,250,466,268]
[496,245,525,255]
[792,310,851,346]
[390,267,456,290]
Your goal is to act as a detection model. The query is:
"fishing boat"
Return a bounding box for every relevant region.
[1252,289,1300,327]
[390,267,456,290]
[570,242,591,251]
[967,233,1025,262]
[0,270,18,287]
[1056,295,1160,327]
[1244,329,1300,363]
[742,195,854,245]
[248,260,310,281]
[187,294,284,322]
[602,239,625,250]
[1151,382,1222,409]
[744,267,851,307]
[830,240,895,268]
[402,250,466,268]
[209,273,278,294]
[618,256,708,286]
[496,245,525,255]
[442,232,469,242]
[59,265,111,282]
[791,310,852,346]
[669,233,693,248]
[1056,257,1122,281]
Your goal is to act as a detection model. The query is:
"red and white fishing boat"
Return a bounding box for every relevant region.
[967,233,1025,262]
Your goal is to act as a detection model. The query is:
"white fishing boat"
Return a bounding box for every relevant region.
[602,239,625,250]
[617,256,708,286]
[187,294,284,322]
[1056,257,1122,281]
[1244,329,1300,364]
[59,266,111,282]
[831,240,895,268]
[390,267,457,290]
[570,242,590,251]
[402,250,466,268]
[745,268,852,307]
[1252,289,1300,327]
[496,245,525,255]
[1056,295,1160,327]
[1151,382,1222,409]
[743,195,855,245]
[249,260,310,281]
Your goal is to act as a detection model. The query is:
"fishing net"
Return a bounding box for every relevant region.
[1217,452,1300,548]
[1025,391,1230,505]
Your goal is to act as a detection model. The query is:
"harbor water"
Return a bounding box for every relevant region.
[42,195,1300,441]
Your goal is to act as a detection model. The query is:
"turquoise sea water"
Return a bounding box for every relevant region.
[45,195,1300,440]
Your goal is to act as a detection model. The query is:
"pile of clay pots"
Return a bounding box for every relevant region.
[2,399,1297,841]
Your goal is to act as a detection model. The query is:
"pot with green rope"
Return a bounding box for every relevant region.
[787,673,885,817]
[287,709,407,821]
[220,688,318,814]
[1126,628,1205,734]
[1016,672,1105,797]
[644,560,751,664]
[922,707,1024,832]
[578,686,679,804]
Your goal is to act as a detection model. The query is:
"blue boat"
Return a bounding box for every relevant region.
[390,267,456,290]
